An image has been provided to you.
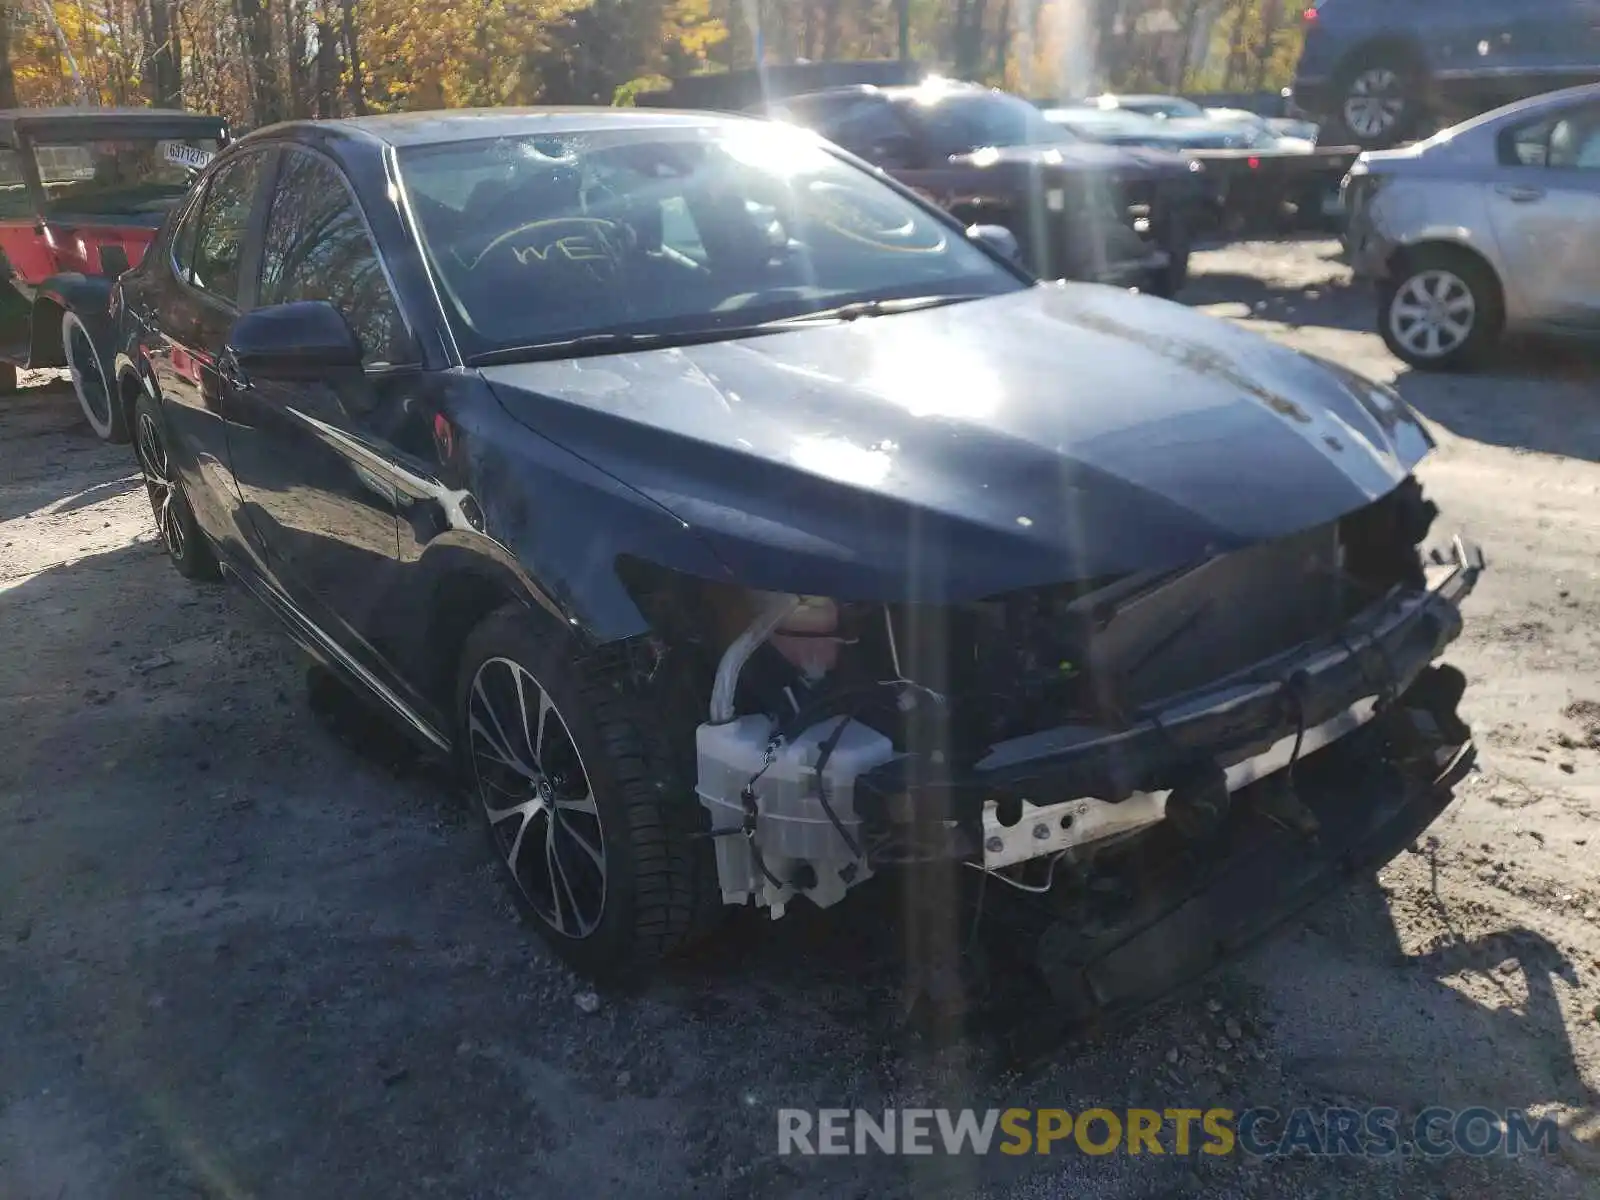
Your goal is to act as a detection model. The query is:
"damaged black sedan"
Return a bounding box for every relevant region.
[113,109,1483,1008]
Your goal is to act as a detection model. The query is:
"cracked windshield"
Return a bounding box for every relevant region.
[0,1,1596,1198]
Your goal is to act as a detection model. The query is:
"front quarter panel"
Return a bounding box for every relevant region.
[391,372,736,663]
[1355,175,1507,285]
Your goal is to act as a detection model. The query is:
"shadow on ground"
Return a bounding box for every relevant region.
[1183,271,1371,333]
[1282,873,1599,1121]
[1394,341,1600,463]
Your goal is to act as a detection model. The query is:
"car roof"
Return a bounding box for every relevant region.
[636,60,919,111]
[241,107,762,151]
[1104,94,1198,109]
[1453,80,1600,132]
[762,79,990,108]
[0,107,227,146]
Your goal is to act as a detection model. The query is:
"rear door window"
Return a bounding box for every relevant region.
[1548,108,1600,169]
[1501,102,1600,168]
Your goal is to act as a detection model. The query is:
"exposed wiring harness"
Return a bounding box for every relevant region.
[705,713,870,893]
[812,713,864,860]
[737,732,789,892]
[963,850,1070,895]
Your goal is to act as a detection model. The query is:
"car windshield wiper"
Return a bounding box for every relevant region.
[467,324,803,366]
[759,293,991,328]
[469,332,671,365]
[466,296,995,366]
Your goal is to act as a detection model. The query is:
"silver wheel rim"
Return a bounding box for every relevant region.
[467,656,607,938]
[1389,269,1476,360]
[135,411,187,560]
[1343,68,1405,138]
[63,314,112,429]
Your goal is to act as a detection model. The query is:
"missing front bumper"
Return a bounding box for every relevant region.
[1025,691,1476,1024]
[855,536,1485,866]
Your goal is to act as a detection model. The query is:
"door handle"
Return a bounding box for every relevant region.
[1495,184,1545,203]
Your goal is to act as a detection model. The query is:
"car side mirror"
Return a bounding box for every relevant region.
[966,223,1023,265]
[226,300,363,382]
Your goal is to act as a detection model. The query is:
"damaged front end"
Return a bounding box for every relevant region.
[627,474,1482,1006]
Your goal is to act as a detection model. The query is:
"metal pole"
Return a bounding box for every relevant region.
[897,0,911,63]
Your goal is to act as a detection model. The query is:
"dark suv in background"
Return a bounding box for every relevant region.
[1293,0,1600,148]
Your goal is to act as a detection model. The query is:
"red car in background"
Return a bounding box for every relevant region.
[0,107,226,440]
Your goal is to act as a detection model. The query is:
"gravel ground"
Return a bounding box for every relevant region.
[2,239,1598,1199]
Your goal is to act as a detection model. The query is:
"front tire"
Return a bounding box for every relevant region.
[455,604,715,981]
[63,310,126,442]
[1379,248,1503,371]
[133,392,220,580]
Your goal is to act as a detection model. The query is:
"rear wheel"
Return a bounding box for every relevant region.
[1333,54,1425,148]
[133,392,220,580]
[1379,247,1503,371]
[63,310,126,442]
[456,605,718,980]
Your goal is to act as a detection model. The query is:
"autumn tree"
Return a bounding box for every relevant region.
[0,3,17,109]
[0,0,1306,127]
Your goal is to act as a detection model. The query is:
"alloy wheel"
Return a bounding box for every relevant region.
[466,656,607,938]
[1389,269,1476,361]
[1343,68,1405,140]
[64,315,113,429]
[135,410,187,561]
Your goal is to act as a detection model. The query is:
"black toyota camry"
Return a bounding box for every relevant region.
[111,108,1483,1015]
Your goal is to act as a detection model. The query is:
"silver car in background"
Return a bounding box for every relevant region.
[1344,83,1600,370]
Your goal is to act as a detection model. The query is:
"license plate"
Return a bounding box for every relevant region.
[160,141,214,171]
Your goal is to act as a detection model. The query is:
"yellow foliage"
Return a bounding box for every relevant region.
[0,0,1294,126]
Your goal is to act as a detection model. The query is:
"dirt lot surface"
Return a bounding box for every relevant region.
[2,239,1599,1200]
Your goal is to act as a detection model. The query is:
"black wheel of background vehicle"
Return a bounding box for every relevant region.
[1379,247,1503,371]
[1148,244,1191,299]
[1147,207,1192,298]
[0,361,15,394]
[1333,53,1424,148]
[62,310,126,442]
[456,604,718,981]
[133,392,220,580]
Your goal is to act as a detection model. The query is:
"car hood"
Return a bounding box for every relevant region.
[1353,142,1432,173]
[481,284,1433,603]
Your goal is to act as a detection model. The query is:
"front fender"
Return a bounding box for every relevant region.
[460,408,737,643]
[29,273,114,368]
[37,271,112,314]
[396,380,738,649]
